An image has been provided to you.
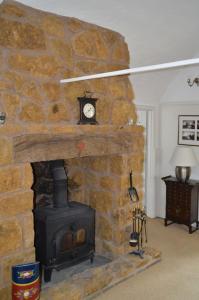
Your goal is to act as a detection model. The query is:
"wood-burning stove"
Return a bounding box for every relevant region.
[32,160,95,282]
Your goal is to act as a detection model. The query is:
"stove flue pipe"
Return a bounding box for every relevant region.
[50,160,70,208]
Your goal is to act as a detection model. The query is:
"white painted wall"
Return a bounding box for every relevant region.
[161,64,199,104]
[157,103,199,217]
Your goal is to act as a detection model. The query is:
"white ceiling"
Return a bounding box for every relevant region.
[2,0,199,103]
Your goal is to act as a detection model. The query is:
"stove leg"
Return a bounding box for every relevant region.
[44,268,52,282]
[90,254,94,264]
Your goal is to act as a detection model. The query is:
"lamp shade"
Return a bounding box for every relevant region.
[170,146,198,167]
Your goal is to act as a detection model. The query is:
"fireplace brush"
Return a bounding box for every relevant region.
[129,206,147,258]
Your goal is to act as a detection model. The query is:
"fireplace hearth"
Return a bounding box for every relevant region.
[32,160,95,282]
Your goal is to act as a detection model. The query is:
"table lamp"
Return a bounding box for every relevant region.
[170,146,198,182]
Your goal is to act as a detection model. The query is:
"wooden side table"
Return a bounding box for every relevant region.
[162,176,199,234]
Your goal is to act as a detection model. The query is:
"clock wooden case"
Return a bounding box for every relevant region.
[77,96,98,125]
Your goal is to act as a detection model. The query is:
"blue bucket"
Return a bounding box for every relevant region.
[12,261,40,300]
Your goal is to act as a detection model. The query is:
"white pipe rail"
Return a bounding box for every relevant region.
[60,58,199,84]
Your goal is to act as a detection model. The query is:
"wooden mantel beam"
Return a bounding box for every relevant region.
[13,132,135,163]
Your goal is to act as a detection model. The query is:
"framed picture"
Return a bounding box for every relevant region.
[178,115,199,146]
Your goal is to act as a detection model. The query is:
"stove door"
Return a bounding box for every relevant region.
[53,216,95,268]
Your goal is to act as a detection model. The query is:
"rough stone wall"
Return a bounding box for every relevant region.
[0,0,136,133]
[66,150,144,260]
[0,0,143,298]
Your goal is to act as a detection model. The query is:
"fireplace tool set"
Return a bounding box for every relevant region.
[128,171,148,258]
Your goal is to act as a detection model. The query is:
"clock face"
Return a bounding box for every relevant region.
[83,103,95,119]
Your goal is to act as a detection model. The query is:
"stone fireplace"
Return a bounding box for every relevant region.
[0,1,160,299]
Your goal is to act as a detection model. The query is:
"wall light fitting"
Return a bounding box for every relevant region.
[187,77,199,87]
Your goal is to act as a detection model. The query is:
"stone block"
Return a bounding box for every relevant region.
[112,207,127,227]
[48,282,82,300]
[133,174,143,189]
[0,49,2,65]
[69,189,85,204]
[67,18,84,32]
[3,72,42,102]
[85,171,99,188]
[25,124,48,134]
[47,103,69,122]
[51,40,73,68]
[43,82,60,102]
[112,40,130,64]
[97,98,112,124]
[73,29,109,60]
[131,135,145,153]
[88,79,107,94]
[89,190,113,213]
[0,191,33,217]
[99,176,117,191]
[102,240,125,258]
[127,153,144,173]
[40,291,50,300]
[126,79,135,100]
[65,158,81,167]
[114,194,130,207]
[0,138,13,165]
[70,171,84,187]
[22,213,34,248]
[143,247,161,259]
[2,94,20,119]
[110,258,134,279]
[0,219,22,256]
[0,80,12,91]
[83,270,113,297]
[135,257,150,269]
[0,166,22,193]
[19,103,45,122]
[0,286,11,300]
[109,155,126,175]
[49,125,80,135]
[0,17,45,49]
[111,100,136,125]
[21,81,42,102]
[0,123,23,137]
[75,61,100,75]
[8,54,62,78]
[2,249,35,283]
[109,78,126,99]
[42,15,65,38]
[23,164,33,189]
[118,175,129,191]
[1,3,26,17]
[63,81,90,104]
[103,30,120,47]
[97,216,113,241]
[112,228,126,245]
[86,157,108,173]
[113,201,133,227]
[4,71,24,91]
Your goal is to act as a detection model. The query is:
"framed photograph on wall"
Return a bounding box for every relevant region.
[178,115,199,146]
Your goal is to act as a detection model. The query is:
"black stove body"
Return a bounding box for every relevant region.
[33,160,95,282]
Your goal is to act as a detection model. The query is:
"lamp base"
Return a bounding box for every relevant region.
[175,166,191,182]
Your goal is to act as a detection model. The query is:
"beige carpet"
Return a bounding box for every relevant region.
[94,218,199,300]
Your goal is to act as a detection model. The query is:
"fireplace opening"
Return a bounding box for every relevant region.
[31,159,95,282]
